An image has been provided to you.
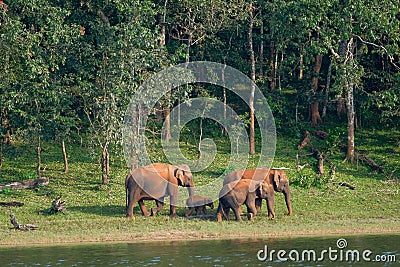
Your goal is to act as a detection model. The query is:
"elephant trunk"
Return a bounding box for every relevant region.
[283,186,292,216]
[187,186,194,198]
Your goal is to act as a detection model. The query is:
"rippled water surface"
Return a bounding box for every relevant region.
[1,235,399,266]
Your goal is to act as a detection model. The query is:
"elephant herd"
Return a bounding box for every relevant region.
[125,163,292,222]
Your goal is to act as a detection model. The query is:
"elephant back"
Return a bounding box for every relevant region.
[223,169,269,185]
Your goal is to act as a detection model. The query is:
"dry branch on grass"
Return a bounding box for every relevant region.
[297,130,336,177]
[49,195,66,214]
[297,130,311,150]
[10,213,38,231]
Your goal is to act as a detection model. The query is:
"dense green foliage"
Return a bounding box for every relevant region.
[1,1,399,181]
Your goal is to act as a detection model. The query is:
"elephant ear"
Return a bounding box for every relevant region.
[174,168,184,185]
[273,170,280,189]
[248,180,260,193]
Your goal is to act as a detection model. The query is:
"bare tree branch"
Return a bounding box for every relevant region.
[355,34,400,71]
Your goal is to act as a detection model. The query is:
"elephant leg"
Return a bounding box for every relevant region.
[245,200,258,222]
[185,207,195,217]
[233,207,242,222]
[216,202,227,222]
[225,208,231,217]
[138,199,151,216]
[193,206,200,215]
[168,185,179,217]
[169,196,178,217]
[255,198,262,213]
[169,205,178,217]
[126,189,138,218]
[266,196,276,219]
[151,199,164,216]
[202,206,207,215]
[126,198,135,218]
[223,206,230,218]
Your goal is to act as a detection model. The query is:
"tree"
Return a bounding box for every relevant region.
[74,0,161,183]
[248,1,256,155]
[0,0,82,175]
[325,1,400,163]
[309,54,323,126]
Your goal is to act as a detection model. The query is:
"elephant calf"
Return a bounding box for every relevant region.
[216,179,273,222]
[185,195,214,217]
[223,168,292,218]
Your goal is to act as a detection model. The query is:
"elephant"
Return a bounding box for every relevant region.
[125,163,194,218]
[185,195,214,217]
[216,179,273,222]
[222,168,292,218]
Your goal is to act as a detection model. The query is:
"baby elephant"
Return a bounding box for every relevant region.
[185,196,214,217]
[216,179,273,222]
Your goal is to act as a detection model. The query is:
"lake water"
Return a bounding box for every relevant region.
[0,235,399,266]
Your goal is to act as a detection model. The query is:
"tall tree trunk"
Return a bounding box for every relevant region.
[346,83,355,163]
[309,54,323,126]
[248,2,256,155]
[0,140,2,173]
[299,52,304,80]
[62,140,68,173]
[162,105,171,142]
[269,42,276,90]
[101,141,110,184]
[37,137,41,178]
[322,60,332,118]
[160,0,171,143]
[259,8,264,77]
[222,63,227,135]
[296,50,304,124]
[345,38,356,164]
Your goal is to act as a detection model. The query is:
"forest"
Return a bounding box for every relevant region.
[1,0,400,183]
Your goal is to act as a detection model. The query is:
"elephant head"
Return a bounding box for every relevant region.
[271,169,292,216]
[257,182,271,199]
[174,164,194,197]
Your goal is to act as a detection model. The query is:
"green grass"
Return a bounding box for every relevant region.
[0,129,399,246]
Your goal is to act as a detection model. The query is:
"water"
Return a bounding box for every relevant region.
[0,235,399,266]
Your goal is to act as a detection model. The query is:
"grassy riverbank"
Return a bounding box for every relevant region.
[0,129,399,246]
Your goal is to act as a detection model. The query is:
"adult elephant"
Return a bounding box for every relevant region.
[125,163,194,218]
[223,168,292,218]
[216,179,273,222]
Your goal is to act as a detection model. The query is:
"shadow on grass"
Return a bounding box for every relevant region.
[67,205,126,217]
[67,204,219,221]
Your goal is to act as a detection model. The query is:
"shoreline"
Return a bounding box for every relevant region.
[2,223,399,247]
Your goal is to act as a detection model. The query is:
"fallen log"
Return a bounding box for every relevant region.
[0,202,24,207]
[358,154,383,172]
[338,143,383,172]
[0,177,49,190]
[337,182,355,190]
[314,130,328,139]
